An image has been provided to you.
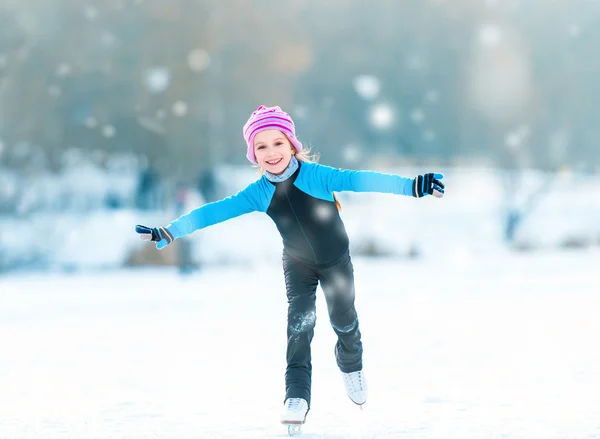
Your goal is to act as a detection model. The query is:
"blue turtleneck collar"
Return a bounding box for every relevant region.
[264,156,299,183]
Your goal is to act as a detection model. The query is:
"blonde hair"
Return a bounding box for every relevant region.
[255,137,342,211]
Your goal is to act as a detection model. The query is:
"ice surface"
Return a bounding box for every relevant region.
[0,250,599,438]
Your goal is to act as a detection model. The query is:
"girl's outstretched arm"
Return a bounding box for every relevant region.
[314,163,444,198]
[135,179,268,249]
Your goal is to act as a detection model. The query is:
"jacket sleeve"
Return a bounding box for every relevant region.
[166,180,264,239]
[315,163,414,196]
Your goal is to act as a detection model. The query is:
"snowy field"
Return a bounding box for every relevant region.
[1,249,599,439]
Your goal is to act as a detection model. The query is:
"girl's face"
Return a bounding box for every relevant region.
[253,129,296,175]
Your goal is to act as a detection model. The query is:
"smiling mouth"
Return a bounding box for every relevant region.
[266,158,282,166]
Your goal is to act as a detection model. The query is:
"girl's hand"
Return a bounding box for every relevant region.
[135,224,174,249]
[413,173,445,198]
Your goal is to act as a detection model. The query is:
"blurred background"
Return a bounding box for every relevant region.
[1,0,599,273]
[3,4,600,437]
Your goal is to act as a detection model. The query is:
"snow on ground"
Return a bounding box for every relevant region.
[1,249,599,439]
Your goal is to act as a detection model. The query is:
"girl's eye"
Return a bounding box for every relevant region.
[256,145,265,150]
[275,142,283,146]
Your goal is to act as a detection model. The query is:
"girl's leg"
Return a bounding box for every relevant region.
[283,253,319,406]
[318,251,363,373]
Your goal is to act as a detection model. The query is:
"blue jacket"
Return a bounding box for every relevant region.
[168,162,414,265]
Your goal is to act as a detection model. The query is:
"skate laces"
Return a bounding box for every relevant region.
[344,370,365,392]
[286,398,307,412]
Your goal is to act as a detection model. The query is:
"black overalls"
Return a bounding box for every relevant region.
[265,163,363,406]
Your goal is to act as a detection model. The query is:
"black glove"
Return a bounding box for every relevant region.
[413,173,445,198]
[135,224,175,249]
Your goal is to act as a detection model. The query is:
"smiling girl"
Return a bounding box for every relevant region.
[135,105,445,434]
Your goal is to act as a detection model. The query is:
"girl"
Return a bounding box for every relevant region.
[135,105,444,430]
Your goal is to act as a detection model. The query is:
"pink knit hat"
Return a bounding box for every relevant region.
[243,105,303,164]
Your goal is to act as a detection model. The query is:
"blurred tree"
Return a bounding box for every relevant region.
[0,0,598,175]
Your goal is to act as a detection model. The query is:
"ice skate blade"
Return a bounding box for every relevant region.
[286,424,302,436]
[349,398,367,407]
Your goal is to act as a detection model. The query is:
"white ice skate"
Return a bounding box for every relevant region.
[342,370,368,406]
[281,398,308,437]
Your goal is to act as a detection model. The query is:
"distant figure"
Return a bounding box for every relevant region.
[136,166,159,210]
[174,182,196,275]
[134,105,445,435]
[505,209,521,243]
[197,168,217,202]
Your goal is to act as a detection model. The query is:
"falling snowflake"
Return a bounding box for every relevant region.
[425,90,439,104]
[369,103,395,130]
[84,6,98,21]
[410,108,425,124]
[314,204,334,222]
[505,125,530,150]
[137,116,166,135]
[55,63,71,77]
[407,55,423,70]
[187,49,211,72]
[277,216,292,228]
[479,24,503,47]
[172,101,188,117]
[101,32,118,47]
[144,67,171,93]
[294,105,308,120]
[1,178,16,198]
[423,129,436,142]
[353,75,380,100]
[48,85,61,97]
[343,144,361,164]
[84,117,98,128]
[328,271,350,294]
[102,125,116,138]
